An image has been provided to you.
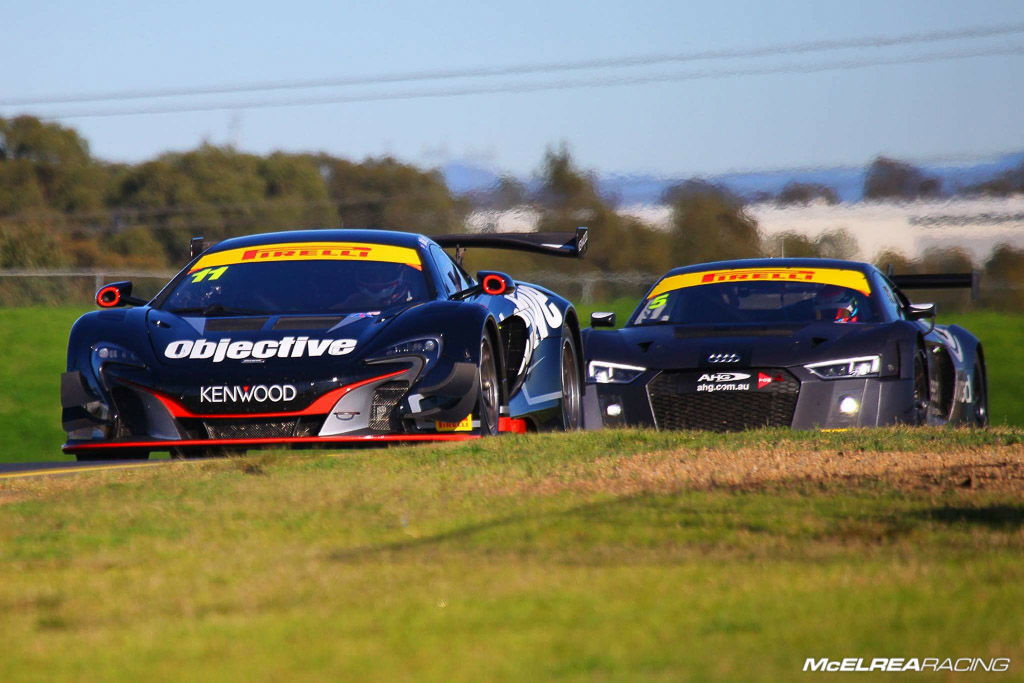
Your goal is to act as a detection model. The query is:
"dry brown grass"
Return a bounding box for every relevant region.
[485,444,1024,497]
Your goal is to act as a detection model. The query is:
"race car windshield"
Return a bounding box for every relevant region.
[632,280,878,326]
[161,260,430,316]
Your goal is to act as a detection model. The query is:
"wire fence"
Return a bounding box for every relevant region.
[0,268,659,307]
[0,268,1000,310]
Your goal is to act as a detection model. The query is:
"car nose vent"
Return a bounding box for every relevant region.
[370,381,409,432]
[204,317,270,332]
[273,316,345,330]
[706,352,741,363]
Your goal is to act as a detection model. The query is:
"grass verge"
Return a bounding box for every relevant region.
[1,428,1023,679]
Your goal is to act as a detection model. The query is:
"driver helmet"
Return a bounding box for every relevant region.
[817,285,860,323]
[356,262,408,305]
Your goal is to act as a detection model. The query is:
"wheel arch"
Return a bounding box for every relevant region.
[562,305,585,379]
[482,315,508,404]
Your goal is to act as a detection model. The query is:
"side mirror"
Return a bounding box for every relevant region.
[590,311,617,328]
[96,281,147,308]
[907,303,936,321]
[476,271,516,296]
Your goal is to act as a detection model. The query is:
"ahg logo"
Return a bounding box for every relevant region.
[698,372,750,383]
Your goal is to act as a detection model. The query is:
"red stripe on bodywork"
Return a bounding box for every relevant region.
[64,433,480,452]
[131,369,407,419]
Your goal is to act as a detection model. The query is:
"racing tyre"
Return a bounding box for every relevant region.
[559,324,583,430]
[476,335,500,436]
[75,449,149,462]
[911,347,930,425]
[970,357,988,427]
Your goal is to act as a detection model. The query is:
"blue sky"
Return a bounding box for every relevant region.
[4,0,1023,177]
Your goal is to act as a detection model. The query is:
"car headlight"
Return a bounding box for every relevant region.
[587,360,646,384]
[372,337,442,369]
[804,355,880,379]
[91,343,145,372]
[90,343,146,390]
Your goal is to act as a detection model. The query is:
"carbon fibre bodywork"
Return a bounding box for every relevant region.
[582,258,987,432]
[62,229,584,457]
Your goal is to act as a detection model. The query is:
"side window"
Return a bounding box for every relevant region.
[429,245,463,297]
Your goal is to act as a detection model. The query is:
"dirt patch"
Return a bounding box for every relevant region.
[488,445,1024,497]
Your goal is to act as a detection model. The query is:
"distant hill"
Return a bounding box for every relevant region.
[441,151,1024,204]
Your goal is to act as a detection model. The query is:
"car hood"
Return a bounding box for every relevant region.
[585,321,898,369]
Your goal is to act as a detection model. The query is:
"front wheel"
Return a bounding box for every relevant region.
[476,335,501,435]
[559,325,582,430]
[911,348,930,425]
[970,357,988,427]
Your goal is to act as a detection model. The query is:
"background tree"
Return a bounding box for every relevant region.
[318,155,465,234]
[663,179,762,264]
[776,182,839,206]
[962,161,1024,197]
[864,156,942,200]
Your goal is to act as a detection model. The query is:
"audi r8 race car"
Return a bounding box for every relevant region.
[582,258,987,431]
[62,228,588,460]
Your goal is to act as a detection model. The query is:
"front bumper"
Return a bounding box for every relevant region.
[60,356,512,453]
[584,366,915,431]
[63,432,480,454]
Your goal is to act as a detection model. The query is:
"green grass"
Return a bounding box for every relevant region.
[1,306,1023,462]
[1,429,1023,679]
[0,308,90,463]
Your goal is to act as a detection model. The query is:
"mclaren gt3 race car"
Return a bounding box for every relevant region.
[62,228,589,459]
[582,258,987,432]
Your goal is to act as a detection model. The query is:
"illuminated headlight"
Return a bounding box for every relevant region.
[587,360,646,384]
[804,355,880,379]
[375,337,442,369]
[838,396,861,415]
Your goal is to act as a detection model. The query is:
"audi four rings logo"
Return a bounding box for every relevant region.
[707,352,741,363]
[200,385,298,403]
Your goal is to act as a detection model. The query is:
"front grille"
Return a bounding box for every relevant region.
[370,381,409,432]
[647,369,799,431]
[204,419,298,439]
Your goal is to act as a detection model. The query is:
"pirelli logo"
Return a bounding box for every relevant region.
[240,244,373,261]
[647,266,871,299]
[191,241,421,271]
[699,269,815,283]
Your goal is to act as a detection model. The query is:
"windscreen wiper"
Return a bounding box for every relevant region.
[166,304,268,317]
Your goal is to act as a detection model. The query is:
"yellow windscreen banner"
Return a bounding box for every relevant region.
[647,267,871,299]
[191,242,421,272]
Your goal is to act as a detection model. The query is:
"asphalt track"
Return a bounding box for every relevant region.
[0,459,166,480]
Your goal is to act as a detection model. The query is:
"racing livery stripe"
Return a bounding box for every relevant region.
[646,267,871,299]
[64,434,482,452]
[190,242,421,272]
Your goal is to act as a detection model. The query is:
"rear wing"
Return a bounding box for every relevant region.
[433,227,589,262]
[890,272,979,300]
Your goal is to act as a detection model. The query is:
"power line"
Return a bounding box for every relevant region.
[4,22,1024,107]
[29,43,1024,120]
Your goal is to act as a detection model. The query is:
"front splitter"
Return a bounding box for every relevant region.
[63,433,481,453]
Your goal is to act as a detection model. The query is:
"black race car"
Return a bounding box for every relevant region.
[582,258,987,431]
[62,228,589,459]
